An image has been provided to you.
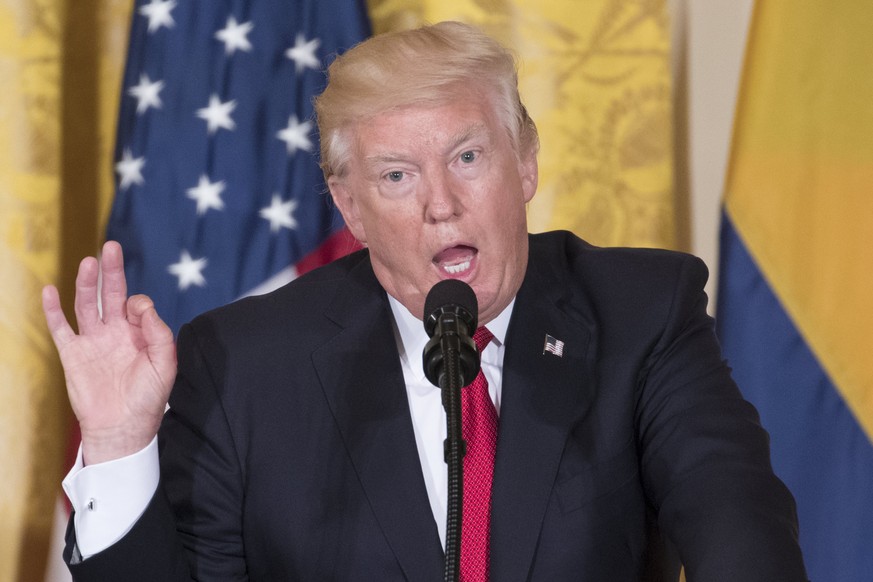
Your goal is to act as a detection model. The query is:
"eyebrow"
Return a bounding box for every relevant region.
[445,123,491,155]
[360,122,493,171]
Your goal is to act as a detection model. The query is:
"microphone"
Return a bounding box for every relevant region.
[421,279,480,582]
[422,279,480,388]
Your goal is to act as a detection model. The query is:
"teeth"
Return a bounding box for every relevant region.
[443,260,471,274]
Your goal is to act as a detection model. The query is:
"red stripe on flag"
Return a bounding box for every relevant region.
[295,227,362,276]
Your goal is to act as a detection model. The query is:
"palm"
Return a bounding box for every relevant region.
[43,241,176,464]
[59,314,171,434]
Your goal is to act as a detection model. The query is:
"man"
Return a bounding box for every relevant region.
[43,21,808,581]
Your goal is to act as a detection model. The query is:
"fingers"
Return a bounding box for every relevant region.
[73,255,101,334]
[128,295,173,346]
[130,295,177,383]
[100,241,129,323]
[126,294,152,328]
[42,285,76,348]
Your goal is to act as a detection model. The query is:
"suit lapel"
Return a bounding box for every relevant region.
[311,258,444,581]
[490,251,597,581]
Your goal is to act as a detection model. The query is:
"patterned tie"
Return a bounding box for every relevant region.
[460,326,497,582]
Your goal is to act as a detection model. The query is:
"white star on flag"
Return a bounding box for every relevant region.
[260,194,298,232]
[104,0,371,338]
[128,73,164,114]
[215,16,254,55]
[285,33,321,72]
[186,175,226,215]
[115,148,146,190]
[276,115,313,154]
[197,94,237,134]
[139,0,176,33]
[168,250,208,290]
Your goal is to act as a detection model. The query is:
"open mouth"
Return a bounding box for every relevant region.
[433,244,477,276]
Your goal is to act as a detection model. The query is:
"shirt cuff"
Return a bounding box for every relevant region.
[62,437,160,559]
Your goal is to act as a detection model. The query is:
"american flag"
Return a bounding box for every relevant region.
[108,0,370,334]
[543,334,564,357]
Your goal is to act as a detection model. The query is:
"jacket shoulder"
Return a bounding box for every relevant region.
[529,230,709,295]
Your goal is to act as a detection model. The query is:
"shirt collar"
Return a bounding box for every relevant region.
[388,293,514,383]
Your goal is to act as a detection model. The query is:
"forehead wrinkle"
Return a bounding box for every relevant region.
[351,122,415,175]
[362,153,409,167]
[444,122,491,155]
[353,107,494,174]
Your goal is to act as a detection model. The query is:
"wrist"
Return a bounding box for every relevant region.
[80,423,160,465]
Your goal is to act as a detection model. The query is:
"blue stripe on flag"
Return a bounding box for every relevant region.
[716,211,873,582]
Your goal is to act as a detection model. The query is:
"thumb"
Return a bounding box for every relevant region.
[141,304,177,384]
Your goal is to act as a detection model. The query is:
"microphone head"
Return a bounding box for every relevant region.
[423,279,478,337]
[422,279,480,388]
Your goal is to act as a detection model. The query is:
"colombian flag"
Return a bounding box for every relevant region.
[716,2,873,581]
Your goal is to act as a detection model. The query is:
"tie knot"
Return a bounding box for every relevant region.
[474,326,493,352]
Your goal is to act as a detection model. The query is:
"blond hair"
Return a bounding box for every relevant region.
[314,21,539,179]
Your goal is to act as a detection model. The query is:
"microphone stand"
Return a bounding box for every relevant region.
[439,331,466,582]
[421,280,479,582]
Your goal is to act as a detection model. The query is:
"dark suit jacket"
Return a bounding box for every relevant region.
[67,231,807,581]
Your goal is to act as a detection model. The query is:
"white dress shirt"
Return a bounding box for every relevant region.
[63,296,513,558]
[387,295,512,547]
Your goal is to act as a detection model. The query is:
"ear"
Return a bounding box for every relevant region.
[519,148,538,203]
[328,176,367,243]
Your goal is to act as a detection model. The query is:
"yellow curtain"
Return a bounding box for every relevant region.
[367,0,678,249]
[0,1,130,580]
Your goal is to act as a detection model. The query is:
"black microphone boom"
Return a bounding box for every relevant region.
[422,279,480,388]
[421,279,481,582]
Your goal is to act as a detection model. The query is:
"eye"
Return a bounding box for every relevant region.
[386,171,404,182]
[459,150,477,163]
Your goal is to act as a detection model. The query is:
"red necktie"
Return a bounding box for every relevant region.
[460,326,497,582]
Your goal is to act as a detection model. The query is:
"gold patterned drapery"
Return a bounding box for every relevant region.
[0,1,131,580]
[367,0,678,249]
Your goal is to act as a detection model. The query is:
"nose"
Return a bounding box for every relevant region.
[422,170,463,224]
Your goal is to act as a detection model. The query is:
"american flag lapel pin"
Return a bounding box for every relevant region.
[543,334,565,357]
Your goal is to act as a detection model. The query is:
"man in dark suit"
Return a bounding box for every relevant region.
[43,21,808,581]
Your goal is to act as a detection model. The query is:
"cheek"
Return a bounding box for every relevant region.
[355,200,392,238]
[488,192,527,231]
[364,197,422,237]
[364,216,419,262]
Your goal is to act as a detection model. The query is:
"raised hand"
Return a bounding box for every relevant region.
[42,241,177,465]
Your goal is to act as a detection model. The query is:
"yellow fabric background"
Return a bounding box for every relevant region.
[367,0,677,249]
[0,1,130,580]
[724,0,873,442]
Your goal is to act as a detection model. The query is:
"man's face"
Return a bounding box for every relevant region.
[328,86,538,325]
